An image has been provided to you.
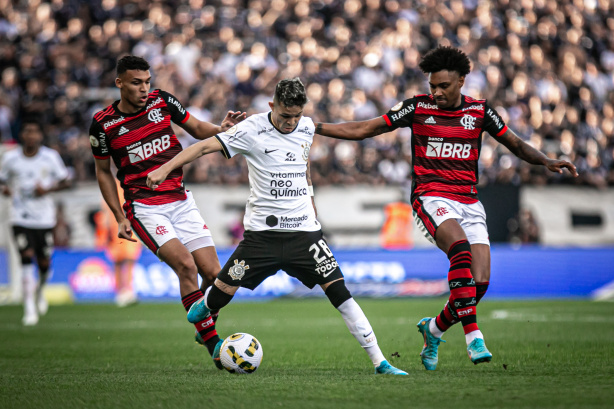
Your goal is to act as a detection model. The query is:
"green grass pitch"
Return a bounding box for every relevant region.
[1,298,612,409]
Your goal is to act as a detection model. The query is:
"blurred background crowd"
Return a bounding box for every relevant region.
[1,0,613,188]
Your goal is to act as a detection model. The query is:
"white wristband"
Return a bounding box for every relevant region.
[307,186,314,196]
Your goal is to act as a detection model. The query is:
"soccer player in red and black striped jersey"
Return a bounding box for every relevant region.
[89,56,245,367]
[315,46,577,369]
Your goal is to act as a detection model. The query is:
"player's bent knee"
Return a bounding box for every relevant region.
[171,258,198,280]
[324,279,352,309]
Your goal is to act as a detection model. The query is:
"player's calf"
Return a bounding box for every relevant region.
[326,280,407,374]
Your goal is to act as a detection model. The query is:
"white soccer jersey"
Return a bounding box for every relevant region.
[0,146,69,229]
[215,112,319,232]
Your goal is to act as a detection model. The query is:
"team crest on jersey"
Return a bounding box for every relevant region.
[89,135,99,147]
[229,259,249,280]
[301,142,311,161]
[390,101,403,111]
[148,108,164,124]
[460,114,476,130]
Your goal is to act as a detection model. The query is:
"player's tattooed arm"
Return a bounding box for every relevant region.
[495,128,578,177]
[315,117,390,140]
[306,161,317,217]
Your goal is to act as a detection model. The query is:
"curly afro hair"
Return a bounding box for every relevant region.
[418,46,471,77]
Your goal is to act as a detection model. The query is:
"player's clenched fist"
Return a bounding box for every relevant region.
[146,167,169,190]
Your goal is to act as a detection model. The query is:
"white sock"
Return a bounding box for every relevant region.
[465,330,483,345]
[22,264,37,316]
[203,286,212,309]
[429,318,444,338]
[337,298,386,366]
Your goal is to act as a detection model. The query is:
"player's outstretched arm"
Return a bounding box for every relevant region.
[94,158,137,242]
[147,137,223,190]
[315,117,390,140]
[494,128,578,177]
[180,111,246,140]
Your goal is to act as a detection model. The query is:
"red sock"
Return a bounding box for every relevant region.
[446,240,478,335]
[476,281,489,303]
[182,290,220,355]
[181,290,204,312]
[435,298,458,332]
[435,281,489,333]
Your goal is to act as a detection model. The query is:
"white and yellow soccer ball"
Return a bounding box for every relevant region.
[219,333,263,374]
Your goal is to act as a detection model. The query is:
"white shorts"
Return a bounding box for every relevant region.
[412,196,490,246]
[126,191,214,255]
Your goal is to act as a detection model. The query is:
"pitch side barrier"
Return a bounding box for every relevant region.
[1,245,612,304]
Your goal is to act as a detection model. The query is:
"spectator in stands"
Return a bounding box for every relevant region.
[1,0,612,188]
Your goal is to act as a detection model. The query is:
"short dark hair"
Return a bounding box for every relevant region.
[20,120,43,133]
[274,78,308,107]
[117,55,150,75]
[418,46,471,77]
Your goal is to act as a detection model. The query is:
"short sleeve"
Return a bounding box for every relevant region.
[382,98,417,130]
[483,103,508,137]
[159,90,190,124]
[89,120,110,159]
[49,150,69,182]
[215,121,255,159]
[0,151,12,183]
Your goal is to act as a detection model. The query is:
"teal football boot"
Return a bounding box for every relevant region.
[417,317,445,370]
[195,332,224,370]
[467,338,492,364]
[375,360,408,375]
[212,339,224,370]
[187,297,210,323]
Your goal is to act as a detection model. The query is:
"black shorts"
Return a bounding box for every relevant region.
[12,226,54,259]
[218,230,344,290]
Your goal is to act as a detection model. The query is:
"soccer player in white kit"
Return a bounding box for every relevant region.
[0,121,71,325]
[147,78,407,375]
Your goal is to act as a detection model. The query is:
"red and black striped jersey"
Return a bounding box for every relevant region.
[89,89,190,206]
[383,94,508,204]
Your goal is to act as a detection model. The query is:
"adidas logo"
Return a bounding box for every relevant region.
[118,126,129,135]
[425,116,436,124]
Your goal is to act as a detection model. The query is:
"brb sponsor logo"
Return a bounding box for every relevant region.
[127,135,171,163]
[426,137,471,159]
[269,171,307,199]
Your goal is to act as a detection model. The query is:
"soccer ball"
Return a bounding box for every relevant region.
[219,333,263,374]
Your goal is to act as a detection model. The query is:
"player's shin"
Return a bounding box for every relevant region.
[325,281,386,366]
[204,284,234,310]
[434,280,489,335]
[183,289,221,354]
[446,240,481,342]
[21,264,37,323]
[476,281,489,303]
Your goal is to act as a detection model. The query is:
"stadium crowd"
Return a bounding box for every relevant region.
[0,0,613,188]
